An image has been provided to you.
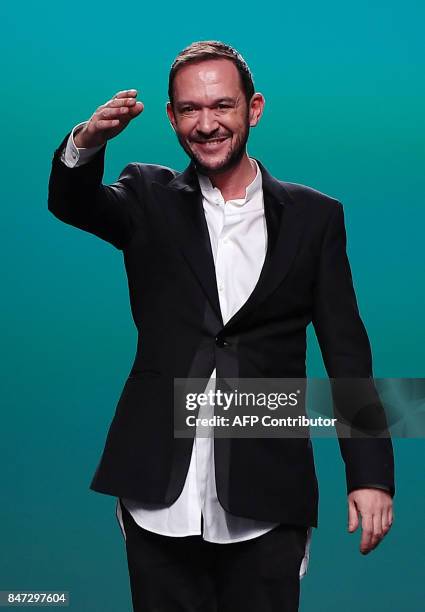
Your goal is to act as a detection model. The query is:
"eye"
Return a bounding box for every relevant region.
[217,103,231,110]
[181,106,195,113]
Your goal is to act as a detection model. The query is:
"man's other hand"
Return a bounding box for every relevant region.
[74,89,144,149]
[347,488,393,554]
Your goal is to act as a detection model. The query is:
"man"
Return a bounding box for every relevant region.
[48,41,395,611]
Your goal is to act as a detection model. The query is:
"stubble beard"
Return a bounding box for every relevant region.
[176,119,250,177]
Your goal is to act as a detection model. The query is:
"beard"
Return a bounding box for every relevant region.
[175,115,250,177]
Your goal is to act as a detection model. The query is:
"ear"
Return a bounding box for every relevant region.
[249,93,265,127]
[166,102,177,132]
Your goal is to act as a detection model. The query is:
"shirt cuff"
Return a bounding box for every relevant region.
[60,121,104,168]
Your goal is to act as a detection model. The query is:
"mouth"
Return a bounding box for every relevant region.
[192,137,230,152]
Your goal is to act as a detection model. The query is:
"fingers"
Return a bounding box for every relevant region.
[78,88,143,147]
[347,497,359,532]
[89,91,144,132]
[99,95,139,115]
[371,511,384,549]
[108,97,144,118]
[360,508,393,554]
[110,90,143,113]
[98,105,133,120]
[360,513,374,554]
[348,489,393,556]
[129,100,144,116]
[382,505,393,534]
[112,89,138,99]
[109,98,137,109]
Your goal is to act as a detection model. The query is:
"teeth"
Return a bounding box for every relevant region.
[200,139,226,146]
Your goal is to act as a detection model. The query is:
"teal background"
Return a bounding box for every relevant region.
[1,0,424,610]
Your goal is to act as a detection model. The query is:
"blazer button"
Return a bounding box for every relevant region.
[215,336,230,348]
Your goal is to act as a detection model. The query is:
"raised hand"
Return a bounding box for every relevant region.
[74,89,144,149]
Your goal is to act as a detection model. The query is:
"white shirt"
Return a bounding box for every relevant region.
[61,123,312,576]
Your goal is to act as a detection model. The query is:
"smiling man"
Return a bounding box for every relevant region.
[167,57,257,186]
[48,41,395,612]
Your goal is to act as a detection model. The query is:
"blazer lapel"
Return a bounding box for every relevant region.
[152,158,305,331]
[152,164,223,325]
[224,159,305,330]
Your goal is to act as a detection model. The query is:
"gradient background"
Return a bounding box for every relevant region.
[1,0,424,610]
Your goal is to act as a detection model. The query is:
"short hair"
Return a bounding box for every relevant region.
[168,40,255,108]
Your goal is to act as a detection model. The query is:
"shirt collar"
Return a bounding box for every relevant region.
[196,158,262,207]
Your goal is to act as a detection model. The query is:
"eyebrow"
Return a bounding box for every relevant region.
[176,97,237,108]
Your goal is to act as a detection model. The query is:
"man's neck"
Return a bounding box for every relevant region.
[206,154,257,201]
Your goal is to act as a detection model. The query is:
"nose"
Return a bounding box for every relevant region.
[196,108,219,137]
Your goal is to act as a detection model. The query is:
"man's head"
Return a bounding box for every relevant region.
[166,41,265,175]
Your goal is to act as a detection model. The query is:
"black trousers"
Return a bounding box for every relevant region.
[119,500,309,612]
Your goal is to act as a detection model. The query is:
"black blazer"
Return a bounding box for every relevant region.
[48,132,395,527]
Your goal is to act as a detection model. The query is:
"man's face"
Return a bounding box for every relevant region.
[167,59,263,175]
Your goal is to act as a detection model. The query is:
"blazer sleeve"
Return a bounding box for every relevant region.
[48,131,142,250]
[312,201,395,497]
